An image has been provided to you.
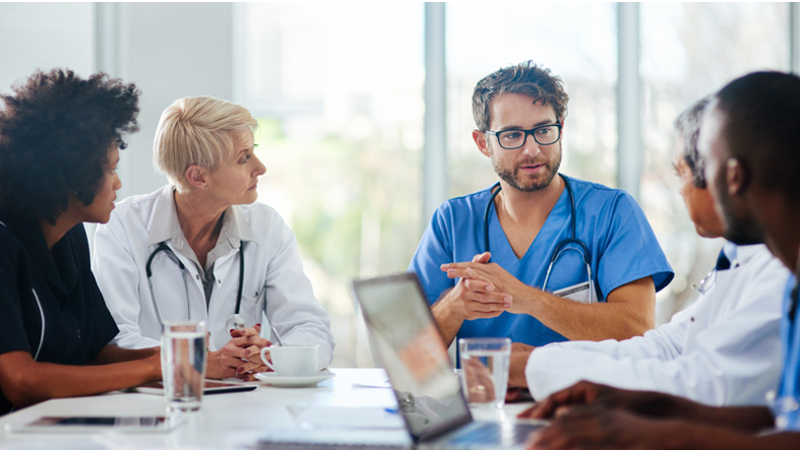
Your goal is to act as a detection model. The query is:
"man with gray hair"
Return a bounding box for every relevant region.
[516,97,788,405]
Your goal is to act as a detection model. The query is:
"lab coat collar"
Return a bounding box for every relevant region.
[147,185,258,250]
[725,243,762,268]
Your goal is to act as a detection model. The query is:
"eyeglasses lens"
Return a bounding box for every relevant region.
[498,126,560,149]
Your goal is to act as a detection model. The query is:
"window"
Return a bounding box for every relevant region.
[445,2,618,197]
[640,2,790,321]
[238,3,424,367]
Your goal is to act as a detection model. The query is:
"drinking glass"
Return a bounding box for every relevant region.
[458,337,511,409]
[162,321,207,413]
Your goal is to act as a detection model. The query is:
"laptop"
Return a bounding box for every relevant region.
[258,272,545,450]
[351,272,545,449]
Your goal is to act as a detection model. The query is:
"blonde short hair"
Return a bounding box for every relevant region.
[154,96,258,193]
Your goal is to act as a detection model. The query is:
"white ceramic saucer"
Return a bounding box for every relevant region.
[255,369,335,388]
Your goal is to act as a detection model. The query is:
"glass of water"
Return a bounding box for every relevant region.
[162,321,207,413]
[458,337,511,409]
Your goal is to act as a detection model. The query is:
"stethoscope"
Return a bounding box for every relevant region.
[483,174,594,299]
[145,241,246,331]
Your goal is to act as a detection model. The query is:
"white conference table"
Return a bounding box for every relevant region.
[0,369,534,449]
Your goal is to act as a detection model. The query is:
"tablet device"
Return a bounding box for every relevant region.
[6,416,180,434]
[128,380,257,395]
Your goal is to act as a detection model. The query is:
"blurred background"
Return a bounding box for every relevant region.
[0,2,795,367]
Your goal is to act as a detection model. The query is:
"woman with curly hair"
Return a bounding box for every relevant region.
[0,69,161,415]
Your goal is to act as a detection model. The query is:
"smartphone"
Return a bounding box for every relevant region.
[6,416,180,434]
[127,380,257,395]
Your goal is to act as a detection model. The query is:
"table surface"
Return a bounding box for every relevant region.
[0,368,534,449]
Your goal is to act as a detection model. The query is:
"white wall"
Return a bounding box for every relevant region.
[107,2,235,200]
[0,2,235,201]
[0,3,94,95]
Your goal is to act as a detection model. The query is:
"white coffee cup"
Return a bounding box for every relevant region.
[260,344,319,377]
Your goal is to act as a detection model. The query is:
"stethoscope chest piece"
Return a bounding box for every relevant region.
[225,314,246,332]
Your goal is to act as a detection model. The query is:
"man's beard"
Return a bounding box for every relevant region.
[491,144,562,192]
[714,176,764,245]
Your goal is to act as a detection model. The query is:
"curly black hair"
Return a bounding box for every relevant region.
[0,68,139,223]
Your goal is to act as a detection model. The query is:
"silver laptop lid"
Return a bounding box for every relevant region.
[351,273,473,442]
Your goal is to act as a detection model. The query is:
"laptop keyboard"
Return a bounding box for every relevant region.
[446,421,540,446]
[257,442,409,450]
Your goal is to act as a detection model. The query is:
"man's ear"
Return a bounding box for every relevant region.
[726,158,750,196]
[473,129,492,158]
[185,165,209,190]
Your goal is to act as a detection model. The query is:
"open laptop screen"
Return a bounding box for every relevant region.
[352,273,472,441]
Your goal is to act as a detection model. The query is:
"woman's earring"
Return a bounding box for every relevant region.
[204,185,209,190]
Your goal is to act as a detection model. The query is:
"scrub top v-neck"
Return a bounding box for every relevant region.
[409,175,673,347]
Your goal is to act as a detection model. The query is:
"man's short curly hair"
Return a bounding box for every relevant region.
[0,68,139,223]
[472,61,569,132]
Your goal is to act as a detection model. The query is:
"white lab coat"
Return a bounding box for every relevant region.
[526,244,788,406]
[92,186,334,370]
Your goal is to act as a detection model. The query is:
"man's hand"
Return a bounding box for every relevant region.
[436,252,513,322]
[519,380,693,421]
[509,342,534,387]
[463,357,496,404]
[441,252,535,316]
[205,325,271,380]
[528,405,680,450]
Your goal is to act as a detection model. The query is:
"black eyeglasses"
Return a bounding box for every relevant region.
[485,123,563,149]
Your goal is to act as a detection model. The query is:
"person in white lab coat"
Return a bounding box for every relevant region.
[508,96,789,406]
[92,96,334,380]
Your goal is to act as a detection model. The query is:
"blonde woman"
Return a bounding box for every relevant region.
[93,96,334,379]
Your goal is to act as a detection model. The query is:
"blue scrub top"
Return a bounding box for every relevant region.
[776,275,800,430]
[408,175,674,347]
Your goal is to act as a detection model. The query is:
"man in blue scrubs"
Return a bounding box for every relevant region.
[522,71,800,449]
[409,61,673,350]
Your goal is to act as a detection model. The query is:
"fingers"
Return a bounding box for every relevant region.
[462,277,495,291]
[229,326,271,349]
[527,381,604,419]
[206,349,247,379]
[518,404,538,419]
[458,279,512,306]
[530,406,619,450]
[231,334,271,349]
[445,266,488,281]
[473,252,492,263]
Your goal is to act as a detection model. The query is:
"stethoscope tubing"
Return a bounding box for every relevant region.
[483,174,593,294]
[145,241,245,326]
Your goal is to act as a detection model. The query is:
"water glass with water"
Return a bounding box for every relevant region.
[162,321,207,413]
[458,337,511,409]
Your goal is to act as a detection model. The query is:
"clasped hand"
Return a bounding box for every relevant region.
[206,324,271,380]
[440,252,532,320]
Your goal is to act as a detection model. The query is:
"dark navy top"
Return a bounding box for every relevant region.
[0,212,118,415]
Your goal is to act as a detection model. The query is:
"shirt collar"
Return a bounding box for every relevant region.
[724,242,764,268]
[147,186,259,250]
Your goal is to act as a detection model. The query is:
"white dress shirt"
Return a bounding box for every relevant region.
[92,186,334,369]
[525,243,789,406]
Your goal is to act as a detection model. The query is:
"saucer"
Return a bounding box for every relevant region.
[255,369,335,388]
